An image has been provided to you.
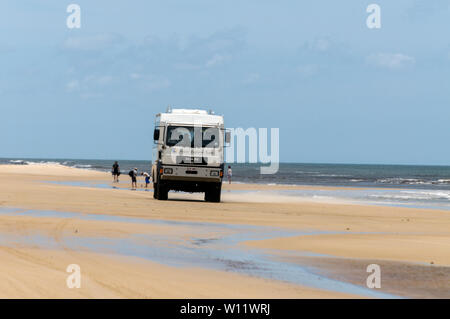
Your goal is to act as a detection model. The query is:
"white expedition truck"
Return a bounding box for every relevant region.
[152,108,229,202]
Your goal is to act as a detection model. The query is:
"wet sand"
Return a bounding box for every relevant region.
[0,164,449,298]
[1,247,352,299]
[284,256,450,299]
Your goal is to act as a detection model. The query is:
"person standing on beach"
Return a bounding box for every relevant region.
[142,171,150,188]
[227,166,232,184]
[112,161,120,183]
[129,168,138,189]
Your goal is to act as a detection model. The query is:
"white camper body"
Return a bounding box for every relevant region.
[152,108,226,202]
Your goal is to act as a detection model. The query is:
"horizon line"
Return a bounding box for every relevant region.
[1,156,449,168]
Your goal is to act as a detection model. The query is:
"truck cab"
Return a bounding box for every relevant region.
[152,108,227,202]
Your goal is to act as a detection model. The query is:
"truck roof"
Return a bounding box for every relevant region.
[157,108,224,126]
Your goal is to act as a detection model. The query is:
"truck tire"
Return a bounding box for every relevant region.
[156,182,168,200]
[205,183,221,203]
[153,183,158,199]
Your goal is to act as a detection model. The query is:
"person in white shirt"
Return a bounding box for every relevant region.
[227,166,232,184]
[142,172,150,188]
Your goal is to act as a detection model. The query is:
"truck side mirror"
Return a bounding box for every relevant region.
[225,131,231,144]
[153,128,160,141]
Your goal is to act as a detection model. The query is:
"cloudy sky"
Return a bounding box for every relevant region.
[1,0,450,164]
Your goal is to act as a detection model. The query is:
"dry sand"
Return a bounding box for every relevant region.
[0,164,449,298]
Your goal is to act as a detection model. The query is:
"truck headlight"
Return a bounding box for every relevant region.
[210,171,219,176]
[164,168,173,174]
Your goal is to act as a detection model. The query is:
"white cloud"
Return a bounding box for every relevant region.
[300,36,337,53]
[144,77,171,91]
[80,92,103,99]
[307,38,331,52]
[296,36,350,70]
[61,29,245,97]
[130,73,142,79]
[83,75,115,86]
[297,64,321,77]
[190,27,246,54]
[65,80,79,92]
[366,53,416,70]
[242,73,260,84]
[65,75,115,97]
[64,33,123,51]
[173,63,202,71]
[205,54,231,68]
[128,73,171,91]
[407,0,450,19]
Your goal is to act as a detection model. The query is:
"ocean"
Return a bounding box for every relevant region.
[2,158,450,210]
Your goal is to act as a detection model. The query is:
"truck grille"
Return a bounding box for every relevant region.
[176,156,208,165]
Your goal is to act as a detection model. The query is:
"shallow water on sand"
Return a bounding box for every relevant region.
[47,180,450,210]
[0,207,398,298]
[47,180,150,191]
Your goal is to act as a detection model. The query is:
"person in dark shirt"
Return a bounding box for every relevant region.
[129,168,138,189]
[112,161,120,183]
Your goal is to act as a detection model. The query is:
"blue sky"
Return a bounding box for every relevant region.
[0,1,449,164]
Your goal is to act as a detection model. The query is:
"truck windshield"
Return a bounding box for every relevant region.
[166,126,220,148]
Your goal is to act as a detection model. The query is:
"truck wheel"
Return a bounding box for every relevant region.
[214,186,222,202]
[205,184,221,203]
[156,183,168,200]
[211,190,221,203]
[153,183,158,199]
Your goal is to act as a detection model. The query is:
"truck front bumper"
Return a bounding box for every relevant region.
[159,165,223,183]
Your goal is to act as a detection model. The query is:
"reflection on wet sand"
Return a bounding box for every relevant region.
[0,207,396,298]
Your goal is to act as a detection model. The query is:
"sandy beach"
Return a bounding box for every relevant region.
[0,164,448,298]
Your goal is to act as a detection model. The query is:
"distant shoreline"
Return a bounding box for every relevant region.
[1,157,450,168]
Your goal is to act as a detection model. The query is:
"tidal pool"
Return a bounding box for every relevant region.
[0,207,397,298]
